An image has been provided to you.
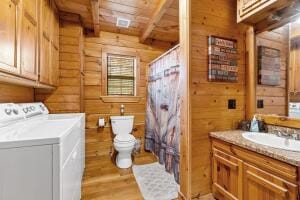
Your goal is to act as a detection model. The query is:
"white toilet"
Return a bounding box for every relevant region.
[111,116,136,168]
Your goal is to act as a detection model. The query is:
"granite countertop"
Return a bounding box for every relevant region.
[210,130,300,167]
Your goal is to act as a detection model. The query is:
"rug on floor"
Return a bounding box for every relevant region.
[132,162,179,200]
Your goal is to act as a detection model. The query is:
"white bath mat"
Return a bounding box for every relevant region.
[132,162,179,200]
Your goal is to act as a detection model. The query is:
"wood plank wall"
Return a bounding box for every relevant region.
[83,31,167,158]
[35,21,83,113]
[256,26,289,116]
[0,83,34,103]
[190,0,247,197]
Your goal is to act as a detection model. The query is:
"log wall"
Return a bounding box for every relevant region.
[83,31,166,158]
[0,83,34,103]
[190,0,247,197]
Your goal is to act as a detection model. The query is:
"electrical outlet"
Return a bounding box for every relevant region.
[228,99,236,109]
[257,99,264,108]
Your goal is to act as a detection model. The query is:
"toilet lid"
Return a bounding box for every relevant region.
[114,134,136,143]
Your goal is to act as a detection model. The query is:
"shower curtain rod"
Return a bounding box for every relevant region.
[149,44,180,65]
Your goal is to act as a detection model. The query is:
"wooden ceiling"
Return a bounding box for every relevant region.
[55,0,179,43]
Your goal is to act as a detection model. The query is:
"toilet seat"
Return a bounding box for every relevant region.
[114,134,136,144]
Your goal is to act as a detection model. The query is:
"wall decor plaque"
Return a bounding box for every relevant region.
[258,46,281,86]
[208,36,238,82]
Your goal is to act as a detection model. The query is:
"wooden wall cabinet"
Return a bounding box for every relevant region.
[0,0,59,88]
[212,139,299,200]
[237,0,293,25]
[0,0,19,74]
[39,0,59,86]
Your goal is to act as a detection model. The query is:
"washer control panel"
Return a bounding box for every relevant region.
[0,103,24,127]
[0,103,49,127]
[19,103,49,118]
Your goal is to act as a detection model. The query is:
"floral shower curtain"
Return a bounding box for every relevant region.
[145,46,181,183]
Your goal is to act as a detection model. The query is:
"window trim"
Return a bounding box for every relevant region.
[102,48,140,96]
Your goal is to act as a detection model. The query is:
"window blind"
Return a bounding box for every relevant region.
[107,54,135,96]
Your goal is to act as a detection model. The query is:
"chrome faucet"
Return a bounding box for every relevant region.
[274,127,290,138]
[120,104,125,116]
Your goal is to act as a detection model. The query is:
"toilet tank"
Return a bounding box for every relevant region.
[110,116,134,135]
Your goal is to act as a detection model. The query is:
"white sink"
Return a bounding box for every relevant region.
[242,132,300,152]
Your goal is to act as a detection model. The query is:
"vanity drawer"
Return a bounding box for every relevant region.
[232,146,297,183]
[243,163,298,200]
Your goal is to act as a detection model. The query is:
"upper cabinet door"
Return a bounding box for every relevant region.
[39,0,51,84]
[20,0,38,80]
[39,34,50,84]
[52,12,59,49]
[22,0,38,22]
[49,45,59,86]
[0,0,19,74]
[20,15,38,80]
[41,0,51,38]
[237,0,294,26]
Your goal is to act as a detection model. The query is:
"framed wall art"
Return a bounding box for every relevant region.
[257,46,281,86]
[208,36,238,82]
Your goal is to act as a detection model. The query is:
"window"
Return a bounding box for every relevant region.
[107,54,136,96]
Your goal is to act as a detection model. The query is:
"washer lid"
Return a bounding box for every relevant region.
[114,134,136,143]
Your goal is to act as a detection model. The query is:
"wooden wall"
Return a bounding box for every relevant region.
[83,31,166,158]
[35,21,83,113]
[190,0,247,197]
[256,26,289,116]
[0,83,34,103]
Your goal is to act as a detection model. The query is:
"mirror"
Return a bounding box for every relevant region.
[255,20,300,118]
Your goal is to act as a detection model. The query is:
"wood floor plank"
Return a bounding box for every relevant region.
[81,152,157,200]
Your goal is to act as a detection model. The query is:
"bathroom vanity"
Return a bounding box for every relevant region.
[210,131,300,200]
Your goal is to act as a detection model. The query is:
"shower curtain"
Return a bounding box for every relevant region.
[145,45,181,183]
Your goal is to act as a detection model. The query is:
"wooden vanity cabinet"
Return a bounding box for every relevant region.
[212,139,299,200]
[0,0,19,74]
[212,148,243,200]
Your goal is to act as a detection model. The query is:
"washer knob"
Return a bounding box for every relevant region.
[12,109,19,115]
[4,108,12,115]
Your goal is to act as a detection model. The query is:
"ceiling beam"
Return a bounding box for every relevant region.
[90,0,100,36]
[140,0,174,43]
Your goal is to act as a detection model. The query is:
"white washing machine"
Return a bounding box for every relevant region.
[0,102,85,200]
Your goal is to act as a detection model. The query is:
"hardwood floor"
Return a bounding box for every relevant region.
[81,152,157,200]
[81,151,215,200]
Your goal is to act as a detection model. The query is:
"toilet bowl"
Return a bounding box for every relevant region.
[110,116,136,168]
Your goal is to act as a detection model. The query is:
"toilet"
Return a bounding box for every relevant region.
[110,116,136,168]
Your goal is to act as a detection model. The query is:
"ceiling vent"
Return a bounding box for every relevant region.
[116,18,131,28]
